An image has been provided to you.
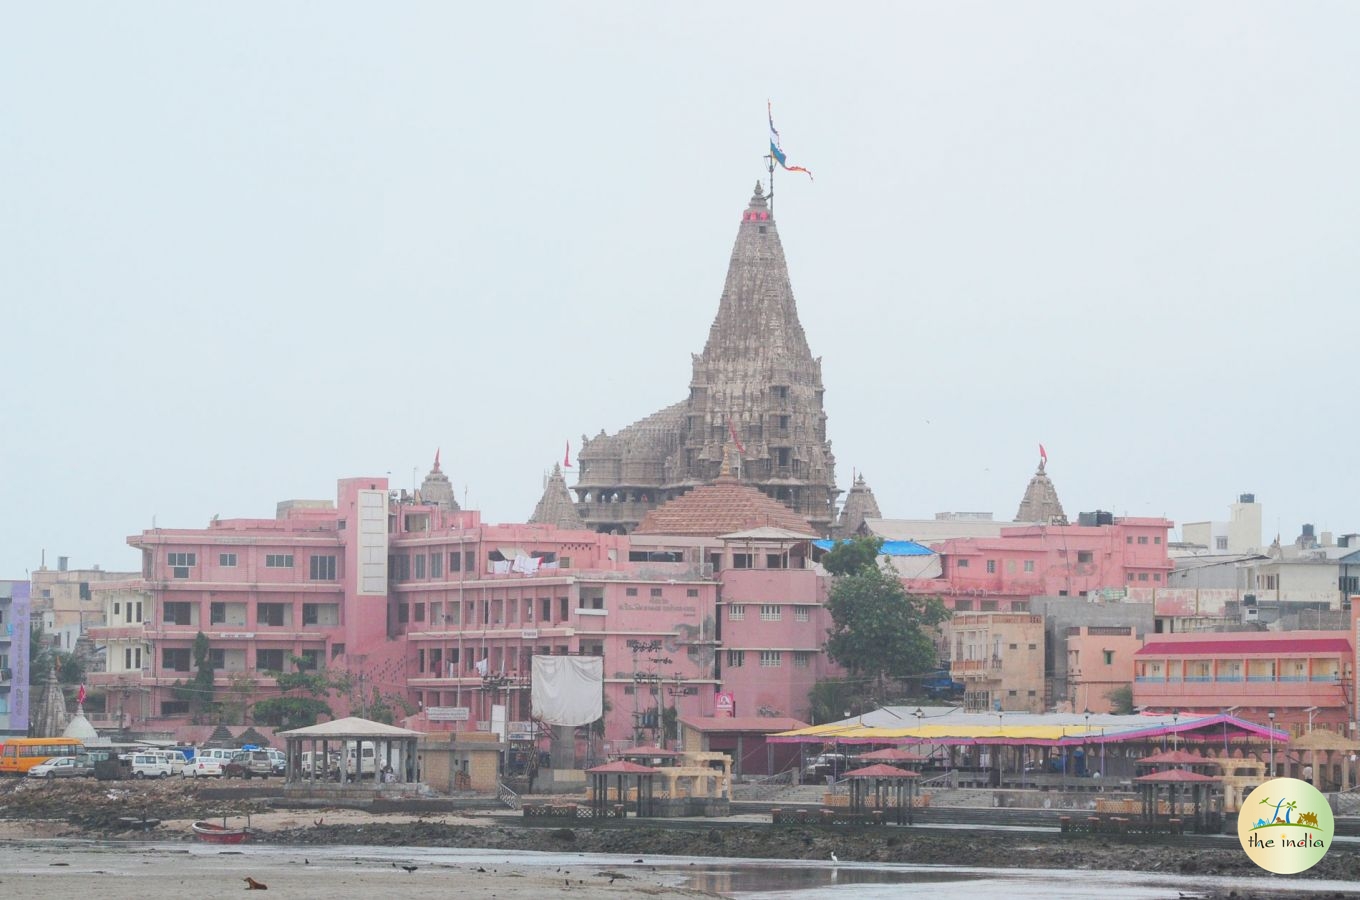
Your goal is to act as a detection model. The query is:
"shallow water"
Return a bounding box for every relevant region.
[0,840,1355,898]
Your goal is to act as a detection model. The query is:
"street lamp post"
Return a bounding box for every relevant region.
[1268,710,1276,776]
[1084,709,1092,778]
[1171,709,1180,752]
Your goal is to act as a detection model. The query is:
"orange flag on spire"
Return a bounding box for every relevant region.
[726,416,747,455]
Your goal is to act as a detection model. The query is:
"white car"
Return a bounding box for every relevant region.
[182,756,224,778]
[28,756,95,779]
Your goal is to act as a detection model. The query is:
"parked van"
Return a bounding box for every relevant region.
[148,749,188,774]
[194,748,239,766]
[129,753,173,779]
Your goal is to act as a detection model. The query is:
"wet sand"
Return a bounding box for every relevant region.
[0,842,718,899]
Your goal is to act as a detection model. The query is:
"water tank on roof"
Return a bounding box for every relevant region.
[1239,493,1255,504]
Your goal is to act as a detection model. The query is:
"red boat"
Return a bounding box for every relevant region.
[192,820,255,844]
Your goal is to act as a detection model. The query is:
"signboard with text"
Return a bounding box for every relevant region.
[714,691,735,717]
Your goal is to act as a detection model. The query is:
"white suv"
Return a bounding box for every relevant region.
[129,753,173,779]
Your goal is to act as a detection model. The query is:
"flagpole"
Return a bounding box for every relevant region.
[767,150,775,215]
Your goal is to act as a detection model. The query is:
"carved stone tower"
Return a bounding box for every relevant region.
[574,182,839,534]
[1015,457,1068,525]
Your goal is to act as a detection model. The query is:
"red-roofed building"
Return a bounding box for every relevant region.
[1133,630,1354,734]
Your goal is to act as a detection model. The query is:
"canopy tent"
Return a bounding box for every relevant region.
[812,539,933,556]
[768,709,1289,749]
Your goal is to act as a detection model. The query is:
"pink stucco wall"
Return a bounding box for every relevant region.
[903,518,1174,607]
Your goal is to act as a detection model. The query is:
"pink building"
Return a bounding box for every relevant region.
[89,465,843,749]
[903,517,1175,609]
[1065,625,1142,714]
[1133,630,1355,735]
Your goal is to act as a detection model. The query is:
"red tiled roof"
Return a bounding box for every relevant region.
[634,477,817,538]
[1133,768,1219,783]
[842,763,920,779]
[586,760,659,774]
[1136,637,1352,657]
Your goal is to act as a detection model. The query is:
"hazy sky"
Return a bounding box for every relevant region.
[4,3,1358,576]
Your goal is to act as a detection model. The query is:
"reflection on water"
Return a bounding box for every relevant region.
[675,859,1360,900]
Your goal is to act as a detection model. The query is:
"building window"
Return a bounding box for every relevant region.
[1216,537,1229,550]
[1127,573,1135,581]
[449,550,462,572]
[1154,536,1162,544]
[986,560,996,574]
[331,643,345,659]
[298,649,321,671]
[981,599,998,611]
[766,554,785,569]
[257,649,286,671]
[759,650,782,668]
[219,553,237,567]
[1126,536,1133,544]
[207,648,226,669]
[1137,536,1149,545]
[794,607,810,622]
[1024,560,1035,573]
[559,597,569,620]
[1103,650,1114,665]
[1153,573,1162,582]
[625,588,638,597]
[1076,551,1093,564]
[162,648,191,672]
[726,650,744,667]
[414,603,425,623]
[1009,643,1018,650]
[309,555,337,581]
[957,559,969,568]
[1138,572,1149,581]
[429,552,442,579]
[955,598,973,611]
[161,700,190,716]
[163,602,192,625]
[728,605,745,621]
[414,554,426,579]
[794,651,811,668]
[760,605,781,621]
[258,603,286,626]
[650,587,663,598]
[210,602,226,625]
[265,554,294,568]
[168,551,196,579]
[1027,643,1037,650]
[732,553,753,569]
[465,551,475,572]
[687,588,699,598]
[541,598,552,622]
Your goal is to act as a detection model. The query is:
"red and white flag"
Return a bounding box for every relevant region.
[563,440,572,468]
[1039,443,1048,465]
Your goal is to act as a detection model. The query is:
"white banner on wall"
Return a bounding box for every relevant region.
[531,655,604,726]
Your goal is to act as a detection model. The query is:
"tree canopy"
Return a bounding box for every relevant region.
[820,535,884,576]
[824,560,947,702]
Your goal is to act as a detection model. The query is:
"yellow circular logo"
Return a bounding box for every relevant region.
[1237,777,1334,874]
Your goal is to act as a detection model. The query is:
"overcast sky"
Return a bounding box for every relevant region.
[4,3,1358,576]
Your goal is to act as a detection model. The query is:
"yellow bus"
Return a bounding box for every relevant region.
[0,738,85,775]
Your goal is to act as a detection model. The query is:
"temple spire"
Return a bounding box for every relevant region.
[1016,458,1068,525]
[529,462,586,530]
[419,450,459,511]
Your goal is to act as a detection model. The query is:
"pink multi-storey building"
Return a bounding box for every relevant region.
[902,517,1175,609]
[88,466,842,746]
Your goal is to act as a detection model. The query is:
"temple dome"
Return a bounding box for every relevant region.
[63,704,99,742]
[634,475,817,538]
[419,450,459,511]
[529,463,587,530]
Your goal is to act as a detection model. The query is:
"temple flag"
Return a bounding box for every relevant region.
[77,684,86,706]
[1039,443,1048,465]
[563,440,572,468]
[726,415,747,455]
[768,100,814,180]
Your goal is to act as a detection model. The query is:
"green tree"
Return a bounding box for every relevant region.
[1104,684,1134,715]
[28,622,84,691]
[189,631,216,723]
[251,696,333,728]
[806,678,869,725]
[224,671,259,725]
[821,536,884,577]
[824,561,947,703]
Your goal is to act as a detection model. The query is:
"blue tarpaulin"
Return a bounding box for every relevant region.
[813,539,933,556]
